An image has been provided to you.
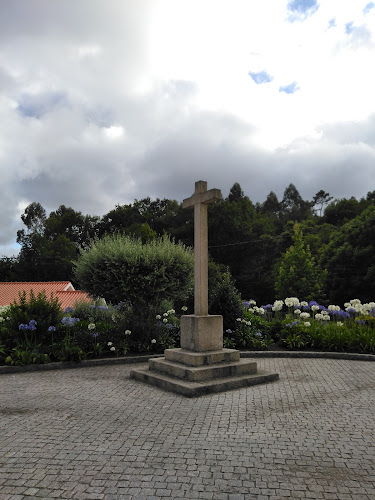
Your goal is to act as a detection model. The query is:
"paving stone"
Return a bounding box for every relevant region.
[0,357,375,499]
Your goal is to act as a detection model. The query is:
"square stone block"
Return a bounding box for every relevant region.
[180,314,223,352]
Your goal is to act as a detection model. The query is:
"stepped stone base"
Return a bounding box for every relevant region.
[130,348,279,397]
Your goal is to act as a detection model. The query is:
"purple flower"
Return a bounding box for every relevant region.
[28,319,37,331]
[226,329,233,334]
[93,332,98,338]
[356,319,366,325]
[89,305,95,309]
[347,307,357,314]
[62,316,79,327]
[309,300,319,307]
[18,323,29,331]
[64,306,74,313]
[48,326,56,332]
[98,306,108,310]
[255,332,262,337]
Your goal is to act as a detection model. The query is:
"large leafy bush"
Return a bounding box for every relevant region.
[74,234,194,309]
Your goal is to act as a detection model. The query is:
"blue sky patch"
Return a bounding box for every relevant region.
[363,2,375,14]
[279,82,299,94]
[328,18,336,29]
[18,92,67,119]
[248,71,273,84]
[345,22,354,35]
[287,0,319,22]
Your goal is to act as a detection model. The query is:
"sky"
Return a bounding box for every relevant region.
[1,0,375,256]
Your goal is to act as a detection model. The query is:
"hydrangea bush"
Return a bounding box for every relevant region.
[241,297,375,353]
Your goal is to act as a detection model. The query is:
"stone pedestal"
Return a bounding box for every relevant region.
[130,314,279,397]
[180,315,223,352]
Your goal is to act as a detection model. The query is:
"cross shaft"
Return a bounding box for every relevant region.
[183,181,221,315]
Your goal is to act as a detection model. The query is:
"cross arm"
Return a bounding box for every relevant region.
[183,189,222,209]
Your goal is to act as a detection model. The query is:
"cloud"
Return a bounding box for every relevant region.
[279,82,299,94]
[287,0,319,22]
[248,71,273,84]
[0,0,375,257]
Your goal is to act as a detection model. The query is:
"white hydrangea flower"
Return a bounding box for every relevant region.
[285,297,300,307]
[257,307,265,315]
[110,346,116,351]
[323,315,330,321]
[344,302,351,308]
[249,299,256,305]
[311,305,320,312]
[337,322,344,326]
[151,339,156,344]
[181,306,188,311]
[350,299,361,305]
[163,312,169,317]
[236,318,242,322]
[156,315,161,320]
[315,313,324,321]
[163,318,168,323]
[294,309,301,315]
[300,312,310,319]
[88,323,96,330]
[125,330,131,335]
[107,342,113,346]
[304,322,311,327]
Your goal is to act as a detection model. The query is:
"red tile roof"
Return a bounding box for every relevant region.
[0,282,94,310]
[55,291,94,311]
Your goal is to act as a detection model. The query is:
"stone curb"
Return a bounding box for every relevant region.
[241,350,375,361]
[0,350,374,375]
[0,354,164,375]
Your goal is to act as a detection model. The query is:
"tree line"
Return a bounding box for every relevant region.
[1,182,374,305]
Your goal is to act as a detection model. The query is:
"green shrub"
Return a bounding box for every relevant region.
[208,261,243,331]
[2,290,63,348]
[74,234,194,309]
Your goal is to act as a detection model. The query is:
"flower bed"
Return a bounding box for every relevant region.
[1,293,375,367]
[225,297,375,353]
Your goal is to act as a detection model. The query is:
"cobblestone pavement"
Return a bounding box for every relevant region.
[1,357,375,500]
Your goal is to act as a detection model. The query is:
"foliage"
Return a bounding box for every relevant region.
[275,223,326,301]
[208,262,243,331]
[2,181,375,307]
[2,290,63,348]
[74,234,194,309]
[321,206,375,304]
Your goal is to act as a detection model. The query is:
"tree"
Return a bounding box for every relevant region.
[227,182,245,202]
[74,234,194,308]
[275,223,326,300]
[321,206,375,304]
[312,190,333,217]
[280,184,314,222]
[323,197,370,225]
[261,191,281,217]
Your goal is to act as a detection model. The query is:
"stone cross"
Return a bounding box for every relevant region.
[183,181,222,316]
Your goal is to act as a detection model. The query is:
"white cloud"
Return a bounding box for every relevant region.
[0,0,375,257]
